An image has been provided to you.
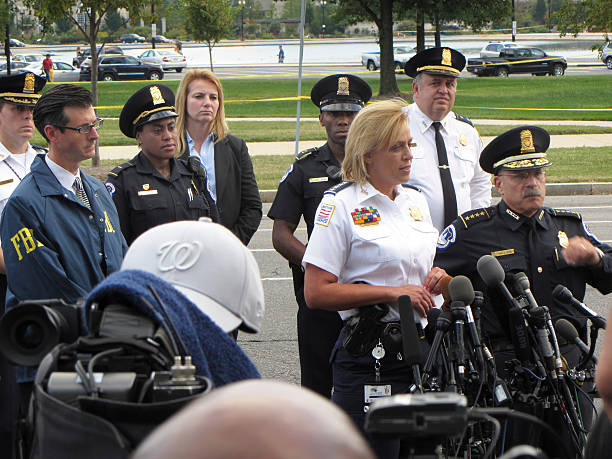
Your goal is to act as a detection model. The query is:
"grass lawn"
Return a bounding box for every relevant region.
[83,146,612,190]
[44,74,612,121]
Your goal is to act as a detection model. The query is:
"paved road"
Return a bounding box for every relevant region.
[240,195,612,383]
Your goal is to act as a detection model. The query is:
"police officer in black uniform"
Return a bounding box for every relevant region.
[434,126,612,454]
[106,84,218,245]
[268,74,371,397]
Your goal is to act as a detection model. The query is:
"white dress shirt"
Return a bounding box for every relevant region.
[405,103,492,231]
[303,181,440,326]
[0,142,39,216]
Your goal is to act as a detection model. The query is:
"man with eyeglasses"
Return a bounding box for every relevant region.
[1,83,127,310]
[434,126,611,454]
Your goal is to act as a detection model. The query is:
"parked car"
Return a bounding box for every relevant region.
[120,33,145,43]
[479,42,520,58]
[79,55,164,81]
[467,47,567,77]
[9,38,26,47]
[0,61,30,75]
[73,45,124,67]
[13,54,44,63]
[138,49,186,72]
[602,42,612,69]
[146,35,173,44]
[362,46,432,71]
[21,61,80,82]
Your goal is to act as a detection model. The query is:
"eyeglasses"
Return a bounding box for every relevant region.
[498,169,546,182]
[55,118,103,134]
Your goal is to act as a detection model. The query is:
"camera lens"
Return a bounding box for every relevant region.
[15,321,44,349]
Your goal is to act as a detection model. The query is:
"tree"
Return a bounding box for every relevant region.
[556,0,612,39]
[181,0,235,71]
[103,9,124,34]
[24,0,156,165]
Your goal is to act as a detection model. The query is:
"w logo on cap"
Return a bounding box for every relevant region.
[158,241,202,272]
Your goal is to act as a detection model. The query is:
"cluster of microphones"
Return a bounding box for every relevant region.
[366,254,605,456]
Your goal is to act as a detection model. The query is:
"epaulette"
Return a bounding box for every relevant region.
[107,160,136,177]
[546,208,582,220]
[455,113,474,127]
[296,147,319,161]
[401,183,421,192]
[324,181,353,195]
[31,145,48,153]
[457,206,495,229]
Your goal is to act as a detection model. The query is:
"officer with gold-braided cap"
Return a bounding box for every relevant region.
[106,84,218,246]
[403,47,491,232]
[435,125,611,455]
[267,74,371,398]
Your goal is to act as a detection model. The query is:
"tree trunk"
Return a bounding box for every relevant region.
[416,8,425,52]
[434,12,441,47]
[378,0,399,96]
[89,12,100,167]
[208,43,214,72]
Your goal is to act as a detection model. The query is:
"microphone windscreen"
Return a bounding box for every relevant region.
[555,318,580,341]
[448,275,475,305]
[477,255,506,287]
[514,272,531,291]
[439,275,453,303]
[398,295,424,366]
[552,284,573,303]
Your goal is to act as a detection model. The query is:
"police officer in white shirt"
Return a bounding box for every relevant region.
[303,99,447,459]
[404,47,491,231]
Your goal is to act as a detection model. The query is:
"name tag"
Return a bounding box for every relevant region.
[491,248,515,257]
[309,177,328,183]
[0,179,14,186]
[138,189,158,196]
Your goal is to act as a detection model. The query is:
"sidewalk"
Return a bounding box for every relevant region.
[98,133,612,161]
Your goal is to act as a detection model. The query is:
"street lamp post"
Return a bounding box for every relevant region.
[238,0,246,41]
[320,0,327,37]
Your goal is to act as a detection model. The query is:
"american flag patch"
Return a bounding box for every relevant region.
[315,203,335,226]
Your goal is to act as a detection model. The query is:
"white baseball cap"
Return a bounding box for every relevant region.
[121,219,265,333]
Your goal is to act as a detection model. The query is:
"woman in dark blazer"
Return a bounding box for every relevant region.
[176,70,262,245]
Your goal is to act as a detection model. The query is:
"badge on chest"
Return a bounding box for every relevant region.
[138,183,158,196]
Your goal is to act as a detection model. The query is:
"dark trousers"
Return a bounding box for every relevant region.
[330,328,433,459]
[0,274,18,459]
[292,266,342,398]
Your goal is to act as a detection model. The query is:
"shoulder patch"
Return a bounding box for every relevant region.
[31,145,48,153]
[108,160,135,177]
[455,113,474,127]
[437,224,456,250]
[296,147,319,161]
[279,164,293,183]
[105,181,116,196]
[324,181,353,196]
[547,208,582,220]
[401,183,421,192]
[315,203,335,227]
[582,221,602,244]
[457,207,494,229]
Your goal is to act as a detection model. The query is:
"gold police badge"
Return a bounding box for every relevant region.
[558,231,569,248]
[150,86,165,105]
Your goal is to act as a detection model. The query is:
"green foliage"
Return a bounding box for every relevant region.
[56,17,74,34]
[556,0,612,38]
[103,9,125,34]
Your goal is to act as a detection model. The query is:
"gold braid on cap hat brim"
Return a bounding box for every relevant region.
[417,65,461,75]
[132,106,176,125]
[493,152,549,169]
[0,92,41,104]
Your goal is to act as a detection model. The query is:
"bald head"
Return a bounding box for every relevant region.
[132,380,375,459]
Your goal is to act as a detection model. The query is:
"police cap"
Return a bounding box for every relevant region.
[404,47,465,78]
[310,74,372,112]
[480,126,552,174]
[120,84,178,138]
[0,72,46,107]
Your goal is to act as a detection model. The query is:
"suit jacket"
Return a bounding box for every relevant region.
[181,134,262,245]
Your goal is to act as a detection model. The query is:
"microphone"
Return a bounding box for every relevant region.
[513,272,539,311]
[476,255,522,310]
[422,311,453,384]
[508,305,533,364]
[448,275,474,305]
[450,301,467,384]
[555,318,597,364]
[398,295,424,393]
[553,285,607,329]
[425,308,441,344]
[472,291,484,339]
[530,307,557,379]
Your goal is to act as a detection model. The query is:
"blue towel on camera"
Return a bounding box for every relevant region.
[84,269,260,387]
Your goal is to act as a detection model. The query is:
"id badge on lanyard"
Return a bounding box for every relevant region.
[363,339,392,412]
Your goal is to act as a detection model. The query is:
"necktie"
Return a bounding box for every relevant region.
[432,121,458,227]
[73,176,91,210]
